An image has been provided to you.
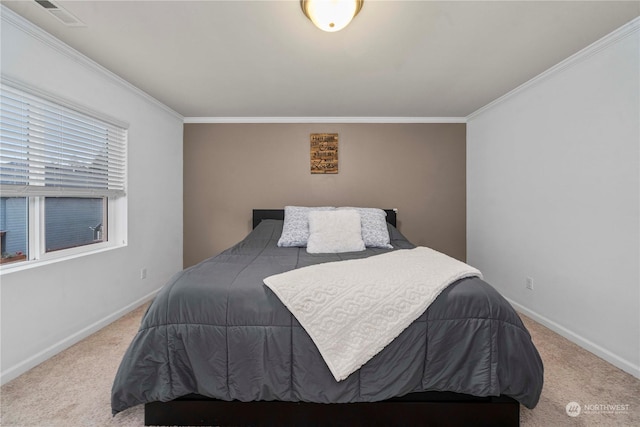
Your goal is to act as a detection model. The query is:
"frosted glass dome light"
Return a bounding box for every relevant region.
[301,0,364,32]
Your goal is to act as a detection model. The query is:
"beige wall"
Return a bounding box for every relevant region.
[184,123,466,267]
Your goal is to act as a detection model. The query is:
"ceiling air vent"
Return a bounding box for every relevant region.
[35,0,85,27]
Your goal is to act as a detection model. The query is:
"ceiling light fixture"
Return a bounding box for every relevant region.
[301,0,363,33]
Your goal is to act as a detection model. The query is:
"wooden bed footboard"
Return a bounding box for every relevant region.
[144,392,519,426]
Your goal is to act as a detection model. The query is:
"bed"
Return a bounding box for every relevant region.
[112,208,543,426]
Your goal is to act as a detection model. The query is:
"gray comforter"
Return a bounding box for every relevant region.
[112,220,543,414]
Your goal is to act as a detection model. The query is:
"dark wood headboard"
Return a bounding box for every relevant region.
[252,209,397,229]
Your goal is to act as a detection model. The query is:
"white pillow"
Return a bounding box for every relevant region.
[306,210,365,254]
[338,207,392,248]
[277,206,334,247]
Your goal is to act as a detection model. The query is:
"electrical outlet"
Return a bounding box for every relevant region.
[140,268,147,280]
[525,277,534,291]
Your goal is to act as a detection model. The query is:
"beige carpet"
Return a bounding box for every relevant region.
[1,303,639,426]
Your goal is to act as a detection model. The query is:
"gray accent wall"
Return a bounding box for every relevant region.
[183,123,466,268]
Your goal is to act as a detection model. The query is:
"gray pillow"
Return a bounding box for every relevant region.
[277,206,334,247]
[338,207,393,248]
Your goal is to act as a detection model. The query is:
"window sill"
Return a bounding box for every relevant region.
[0,254,27,265]
[0,243,127,276]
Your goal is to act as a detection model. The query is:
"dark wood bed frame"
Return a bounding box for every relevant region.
[252,208,398,229]
[144,209,519,426]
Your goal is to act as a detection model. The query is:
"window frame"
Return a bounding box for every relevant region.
[0,78,128,274]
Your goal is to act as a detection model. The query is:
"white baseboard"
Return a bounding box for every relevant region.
[507,297,640,379]
[0,289,159,385]
[3,290,636,385]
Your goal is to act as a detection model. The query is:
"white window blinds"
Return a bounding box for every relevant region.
[0,82,126,197]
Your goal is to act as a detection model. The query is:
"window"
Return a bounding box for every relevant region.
[45,197,106,252]
[0,80,127,268]
[0,197,27,264]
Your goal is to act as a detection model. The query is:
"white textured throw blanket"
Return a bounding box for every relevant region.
[263,247,482,382]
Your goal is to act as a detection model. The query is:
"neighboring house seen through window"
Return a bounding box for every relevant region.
[0,80,127,268]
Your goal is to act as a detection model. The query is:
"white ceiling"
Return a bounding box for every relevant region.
[2,0,639,118]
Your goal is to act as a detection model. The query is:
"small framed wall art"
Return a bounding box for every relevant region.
[310,133,338,174]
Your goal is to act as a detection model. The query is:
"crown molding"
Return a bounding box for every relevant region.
[184,117,466,124]
[1,4,183,122]
[467,16,640,122]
